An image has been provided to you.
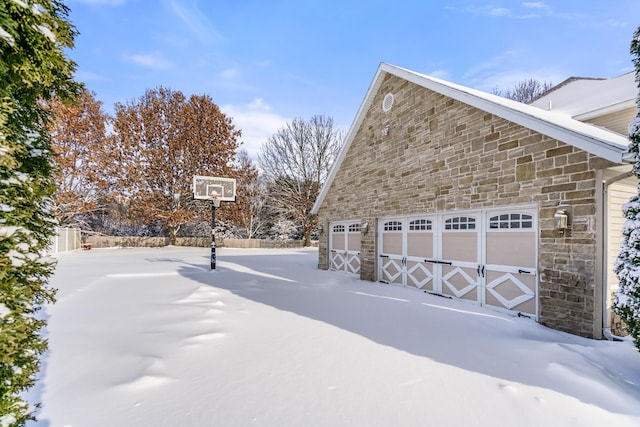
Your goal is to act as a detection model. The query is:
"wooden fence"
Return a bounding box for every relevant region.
[83,235,313,249]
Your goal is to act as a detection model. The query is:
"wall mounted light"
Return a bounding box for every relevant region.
[361,221,369,234]
[554,208,569,233]
[318,225,324,235]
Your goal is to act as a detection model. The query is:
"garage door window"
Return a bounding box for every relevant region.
[489,213,533,230]
[409,219,432,231]
[333,225,345,233]
[445,216,476,230]
[349,224,361,232]
[384,221,403,231]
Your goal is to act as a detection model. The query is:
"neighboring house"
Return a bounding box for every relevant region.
[530,72,635,136]
[311,63,638,339]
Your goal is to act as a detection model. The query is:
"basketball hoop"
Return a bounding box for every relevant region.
[210,192,221,208]
[191,175,236,271]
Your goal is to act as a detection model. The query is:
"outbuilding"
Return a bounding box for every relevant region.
[311,63,637,339]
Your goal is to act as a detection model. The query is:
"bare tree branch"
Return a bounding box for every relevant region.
[259,115,343,245]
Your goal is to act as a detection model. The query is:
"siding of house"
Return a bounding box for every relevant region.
[606,177,637,335]
[317,73,618,338]
[584,106,636,136]
[607,179,635,291]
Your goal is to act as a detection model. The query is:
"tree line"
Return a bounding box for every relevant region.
[47,88,343,246]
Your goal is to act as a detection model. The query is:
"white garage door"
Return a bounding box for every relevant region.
[378,208,537,318]
[379,217,436,291]
[329,221,361,274]
[483,212,537,315]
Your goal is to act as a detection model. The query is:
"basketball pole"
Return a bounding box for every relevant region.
[210,199,217,270]
[209,196,220,270]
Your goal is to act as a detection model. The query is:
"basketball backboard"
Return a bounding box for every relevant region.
[193,175,236,202]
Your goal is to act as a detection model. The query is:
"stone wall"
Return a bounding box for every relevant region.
[317,73,617,338]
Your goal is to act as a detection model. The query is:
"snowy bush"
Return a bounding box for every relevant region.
[270,218,299,240]
[614,26,640,351]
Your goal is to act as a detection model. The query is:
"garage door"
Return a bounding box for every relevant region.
[483,212,536,316]
[379,217,436,291]
[329,221,361,274]
[378,208,537,318]
[441,214,481,302]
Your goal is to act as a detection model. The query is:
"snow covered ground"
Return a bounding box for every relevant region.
[28,246,640,427]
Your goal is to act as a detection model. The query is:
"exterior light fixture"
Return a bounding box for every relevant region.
[554,208,569,232]
[361,221,369,234]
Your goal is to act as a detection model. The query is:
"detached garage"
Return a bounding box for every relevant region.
[312,63,637,339]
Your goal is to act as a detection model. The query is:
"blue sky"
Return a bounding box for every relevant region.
[67,0,640,158]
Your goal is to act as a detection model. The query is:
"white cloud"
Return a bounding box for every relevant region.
[247,98,271,111]
[221,99,290,160]
[255,60,272,68]
[428,69,452,81]
[462,50,517,86]
[167,0,221,44]
[219,68,239,80]
[461,51,562,93]
[124,52,172,69]
[602,19,628,29]
[464,4,541,19]
[522,2,549,10]
[489,7,511,16]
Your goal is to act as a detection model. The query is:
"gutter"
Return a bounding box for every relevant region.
[621,150,637,163]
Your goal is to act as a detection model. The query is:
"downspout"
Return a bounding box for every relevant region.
[601,169,634,341]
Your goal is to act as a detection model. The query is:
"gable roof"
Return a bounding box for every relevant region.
[530,72,636,121]
[312,63,632,214]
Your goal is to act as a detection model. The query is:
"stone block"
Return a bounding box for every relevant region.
[546,146,573,157]
[516,163,535,181]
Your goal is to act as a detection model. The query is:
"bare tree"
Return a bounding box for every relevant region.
[493,78,553,104]
[228,149,264,238]
[259,115,343,246]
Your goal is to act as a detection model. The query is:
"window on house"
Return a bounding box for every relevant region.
[348,224,361,233]
[332,225,345,233]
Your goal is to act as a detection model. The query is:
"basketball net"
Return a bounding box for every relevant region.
[210,192,221,208]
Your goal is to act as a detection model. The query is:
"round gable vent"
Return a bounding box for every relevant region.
[382,93,394,112]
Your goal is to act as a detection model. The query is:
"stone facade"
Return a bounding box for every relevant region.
[317,73,617,338]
